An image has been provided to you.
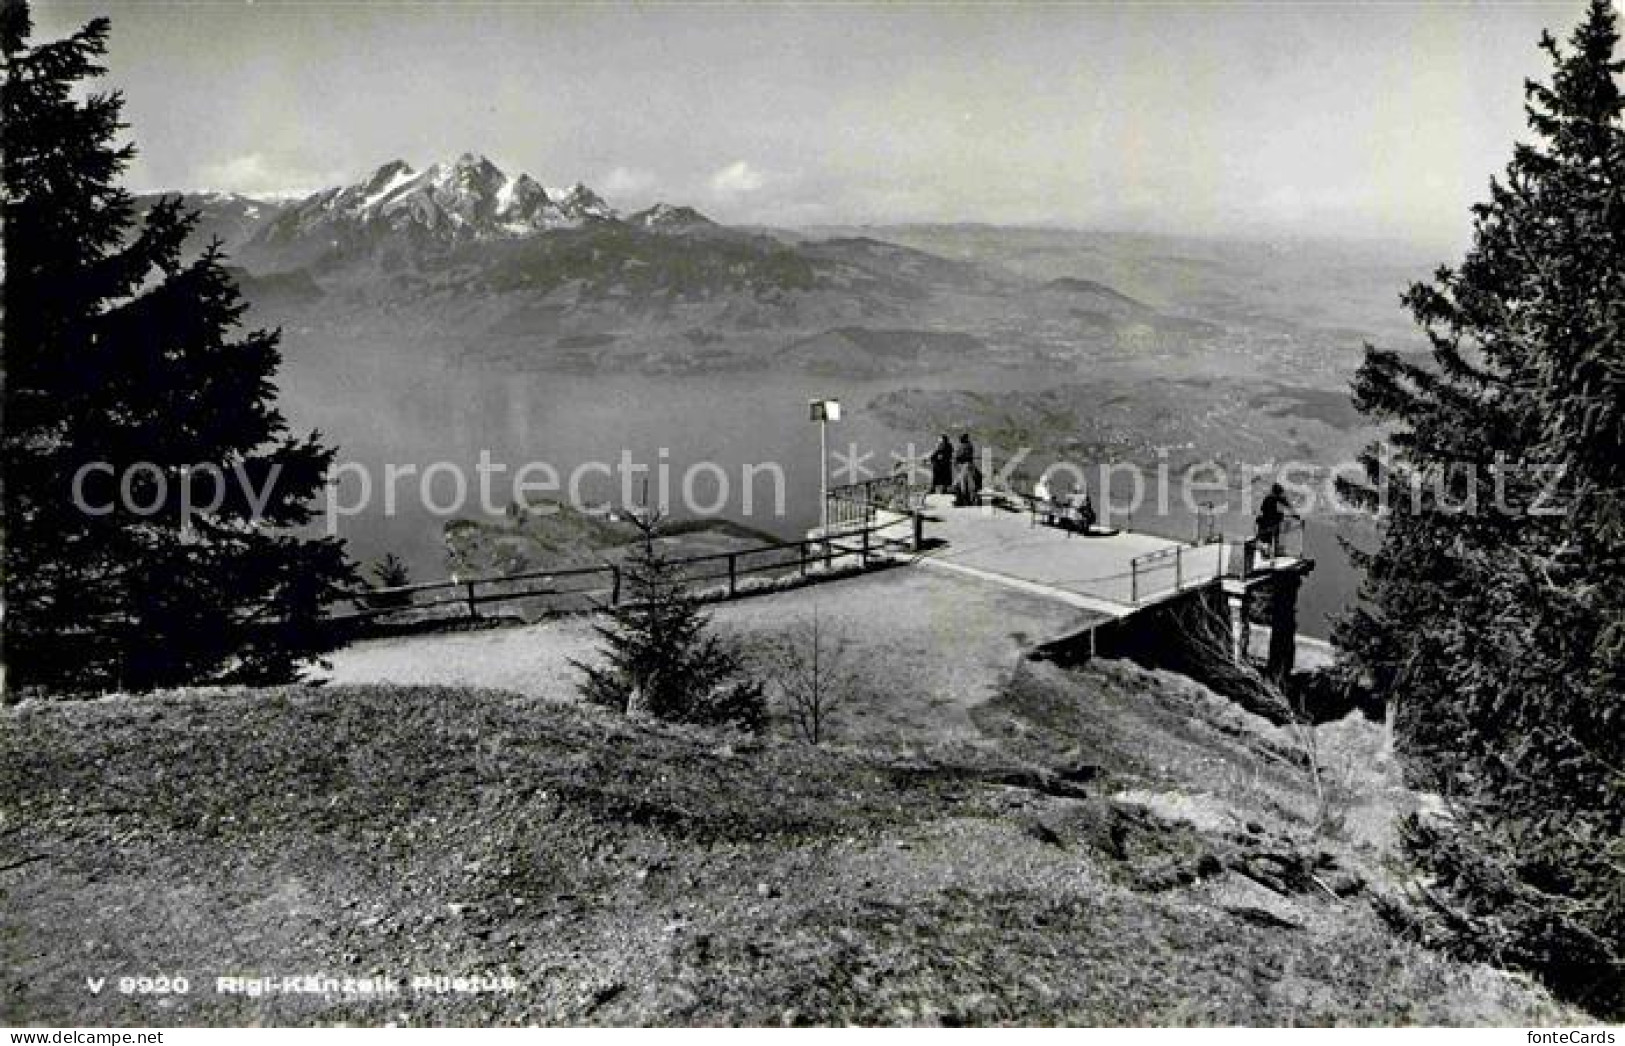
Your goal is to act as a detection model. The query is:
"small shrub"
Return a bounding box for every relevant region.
[764,605,852,745]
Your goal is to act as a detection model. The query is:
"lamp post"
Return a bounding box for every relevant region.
[809,398,841,531]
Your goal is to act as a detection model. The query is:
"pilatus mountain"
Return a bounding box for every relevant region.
[141,153,731,261]
[133,152,1235,377]
[246,154,623,267]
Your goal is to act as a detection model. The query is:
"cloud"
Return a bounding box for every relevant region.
[602,166,656,194]
[194,152,342,198]
[708,160,766,195]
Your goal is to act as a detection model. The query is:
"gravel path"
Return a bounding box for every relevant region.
[322,566,1095,742]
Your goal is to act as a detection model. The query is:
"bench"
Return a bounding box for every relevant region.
[1005,490,1097,535]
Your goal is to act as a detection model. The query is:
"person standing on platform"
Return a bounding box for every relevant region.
[928,434,954,495]
[953,433,981,506]
[1256,483,1298,558]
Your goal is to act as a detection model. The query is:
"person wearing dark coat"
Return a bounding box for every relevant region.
[953,433,981,506]
[928,434,954,494]
[1256,483,1298,557]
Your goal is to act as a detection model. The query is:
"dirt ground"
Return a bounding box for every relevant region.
[324,567,1099,743]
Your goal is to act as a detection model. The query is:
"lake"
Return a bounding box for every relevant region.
[279,352,1366,640]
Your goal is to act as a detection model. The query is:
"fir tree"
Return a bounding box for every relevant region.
[1337,0,1623,1015]
[572,510,765,732]
[365,554,414,611]
[2,2,353,692]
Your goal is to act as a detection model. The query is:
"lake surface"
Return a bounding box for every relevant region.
[280,354,1365,639]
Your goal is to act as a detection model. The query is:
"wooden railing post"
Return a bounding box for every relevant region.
[860,525,870,568]
[465,580,479,619]
[1175,546,1183,590]
[912,510,923,552]
[1131,561,1139,604]
[610,565,621,606]
[799,540,808,576]
[727,553,738,597]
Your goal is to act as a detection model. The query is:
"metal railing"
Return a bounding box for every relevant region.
[1253,516,1306,563]
[825,473,918,528]
[1194,503,1223,545]
[1129,542,1226,605]
[1129,517,1307,606]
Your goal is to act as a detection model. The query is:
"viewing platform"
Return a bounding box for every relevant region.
[335,476,1312,678]
[919,497,1206,614]
[820,480,1313,669]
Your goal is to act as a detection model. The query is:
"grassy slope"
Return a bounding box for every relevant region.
[0,665,1574,1026]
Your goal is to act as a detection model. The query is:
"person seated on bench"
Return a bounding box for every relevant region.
[1066,491,1096,534]
[1032,472,1060,525]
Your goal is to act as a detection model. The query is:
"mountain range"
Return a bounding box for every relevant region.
[133,152,1227,375]
[153,153,721,270]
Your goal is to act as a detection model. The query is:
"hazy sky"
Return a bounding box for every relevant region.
[32,1,1596,246]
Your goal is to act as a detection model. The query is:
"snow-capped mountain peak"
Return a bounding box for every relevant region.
[253,154,623,261]
[629,202,715,231]
[356,160,418,209]
[550,183,616,222]
[433,152,505,197]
